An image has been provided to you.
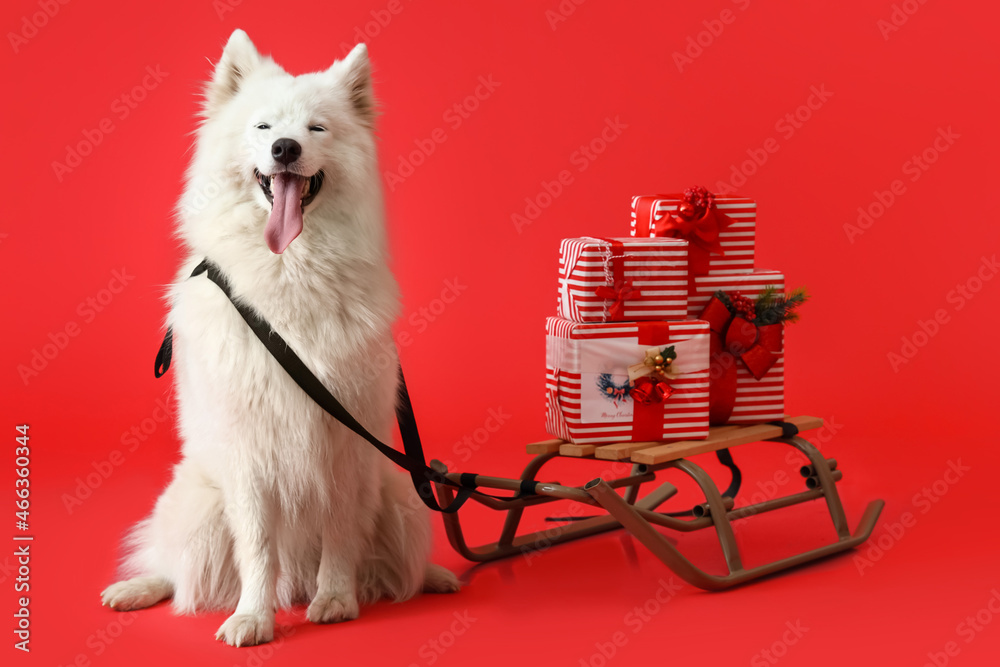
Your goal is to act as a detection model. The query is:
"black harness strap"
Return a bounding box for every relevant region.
[154,259,493,513]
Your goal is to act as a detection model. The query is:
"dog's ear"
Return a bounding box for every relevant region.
[337,43,375,126]
[206,29,262,112]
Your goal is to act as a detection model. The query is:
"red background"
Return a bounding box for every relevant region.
[3,0,999,665]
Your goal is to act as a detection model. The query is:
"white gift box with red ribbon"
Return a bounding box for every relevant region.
[545,317,711,444]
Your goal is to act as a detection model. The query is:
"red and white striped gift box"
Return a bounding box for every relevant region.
[630,194,756,275]
[557,237,689,323]
[691,270,785,425]
[545,317,710,444]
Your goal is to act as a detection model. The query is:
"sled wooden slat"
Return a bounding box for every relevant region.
[592,440,669,461]
[559,443,596,457]
[525,439,564,454]
[631,415,824,465]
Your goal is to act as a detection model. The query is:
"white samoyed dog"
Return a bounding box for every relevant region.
[100,29,459,647]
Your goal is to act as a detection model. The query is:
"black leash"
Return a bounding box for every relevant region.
[154,259,519,513]
[154,259,783,519]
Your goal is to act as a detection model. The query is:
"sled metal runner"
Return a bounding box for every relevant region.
[431,416,884,590]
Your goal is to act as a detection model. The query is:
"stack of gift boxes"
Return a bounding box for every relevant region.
[545,187,791,445]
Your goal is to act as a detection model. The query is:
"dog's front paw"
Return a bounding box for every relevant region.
[423,563,461,594]
[101,577,172,611]
[307,593,359,624]
[216,611,274,647]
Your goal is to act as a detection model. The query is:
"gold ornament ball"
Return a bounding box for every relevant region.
[605,387,614,394]
[654,355,664,364]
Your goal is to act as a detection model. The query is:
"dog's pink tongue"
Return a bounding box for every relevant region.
[265,173,305,254]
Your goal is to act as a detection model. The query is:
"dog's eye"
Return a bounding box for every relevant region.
[255,123,271,130]
[309,125,326,132]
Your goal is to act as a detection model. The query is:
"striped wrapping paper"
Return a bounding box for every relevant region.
[691,270,785,425]
[630,194,756,275]
[557,237,689,323]
[545,317,710,444]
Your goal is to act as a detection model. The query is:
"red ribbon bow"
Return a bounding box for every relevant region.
[644,187,734,277]
[699,295,783,424]
[629,376,674,406]
[593,238,640,321]
[594,280,638,320]
[609,385,628,402]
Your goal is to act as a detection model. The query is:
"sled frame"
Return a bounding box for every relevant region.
[431,416,883,591]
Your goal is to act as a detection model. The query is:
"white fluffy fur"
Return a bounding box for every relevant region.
[101,30,458,647]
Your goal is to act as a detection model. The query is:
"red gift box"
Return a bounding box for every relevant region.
[691,271,786,425]
[557,237,689,323]
[545,317,710,444]
[630,191,756,276]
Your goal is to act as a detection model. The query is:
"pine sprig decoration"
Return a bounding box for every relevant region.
[754,286,809,325]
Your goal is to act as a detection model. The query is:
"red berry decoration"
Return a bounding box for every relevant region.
[680,186,714,221]
[731,293,756,321]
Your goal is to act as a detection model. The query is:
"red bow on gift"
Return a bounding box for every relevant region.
[594,280,638,320]
[629,376,674,406]
[608,385,628,402]
[650,187,734,276]
[593,238,640,321]
[700,294,783,424]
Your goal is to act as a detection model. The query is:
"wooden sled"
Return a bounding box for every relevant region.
[430,416,884,590]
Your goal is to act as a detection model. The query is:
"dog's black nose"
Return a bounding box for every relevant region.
[271,138,302,166]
